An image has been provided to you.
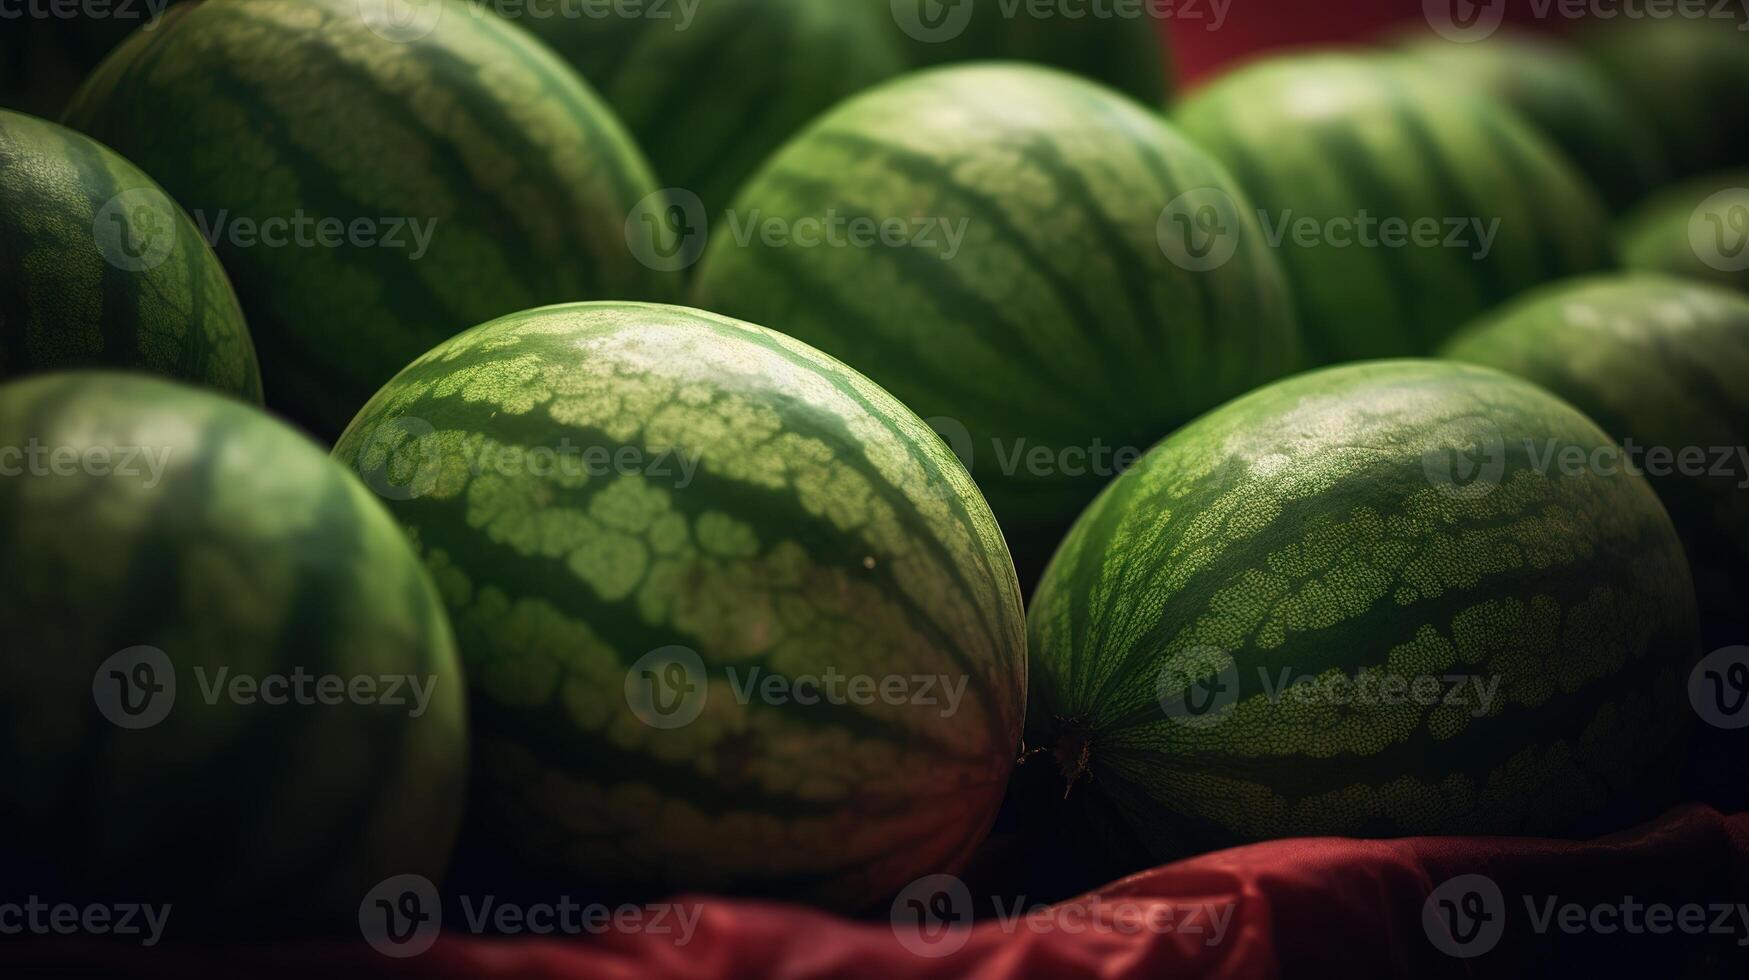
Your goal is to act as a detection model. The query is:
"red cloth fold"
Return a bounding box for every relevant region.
[14,805,1749,978]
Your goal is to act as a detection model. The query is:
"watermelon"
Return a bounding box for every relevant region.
[691,63,1300,585]
[0,372,467,931]
[1618,171,1749,295]
[62,0,672,440]
[886,0,1171,103]
[518,0,907,228]
[1025,360,1698,866]
[1442,273,1749,642]
[332,302,1026,911]
[1581,17,1749,180]
[1395,28,1666,211]
[1174,53,1615,364]
[0,109,261,400]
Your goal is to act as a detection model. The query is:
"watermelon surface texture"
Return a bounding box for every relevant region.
[692,63,1300,583]
[1581,17,1749,180]
[1395,28,1666,211]
[1175,53,1615,364]
[62,0,672,439]
[1618,170,1749,296]
[332,302,1027,911]
[1442,274,1749,641]
[0,109,261,400]
[885,0,1171,103]
[1026,360,1699,864]
[519,0,907,225]
[0,372,468,932]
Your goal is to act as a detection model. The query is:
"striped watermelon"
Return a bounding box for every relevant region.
[691,63,1300,585]
[0,372,467,931]
[1395,28,1666,211]
[887,0,1171,103]
[62,0,672,439]
[518,0,906,225]
[332,302,1026,910]
[1581,17,1749,180]
[0,109,261,401]
[1174,53,1615,364]
[1442,274,1749,642]
[1026,360,1698,865]
[1619,171,1749,295]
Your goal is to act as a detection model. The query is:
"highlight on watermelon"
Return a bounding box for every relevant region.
[2,0,1747,976]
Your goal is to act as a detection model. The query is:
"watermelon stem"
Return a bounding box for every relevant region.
[1050,718,1095,799]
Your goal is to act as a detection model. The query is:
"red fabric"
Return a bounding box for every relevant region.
[1164,0,1565,86]
[15,805,1749,978]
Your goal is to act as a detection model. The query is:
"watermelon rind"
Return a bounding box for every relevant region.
[0,371,468,933]
[62,0,673,439]
[0,108,261,400]
[333,301,1027,911]
[1027,359,1699,864]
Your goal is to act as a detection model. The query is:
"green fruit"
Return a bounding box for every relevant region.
[1581,17,1749,180]
[1027,360,1698,864]
[692,64,1300,581]
[63,0,672,439]
[332,302,1027,910]
[1618,170,1749,295]
[1175,53,1615,364]
[0,109,261,400]
[1443,273,1749,640]
[887,0,1171,103]
[0,372,467,931]
[1396,28,1666,211]
[519,0,907,223]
